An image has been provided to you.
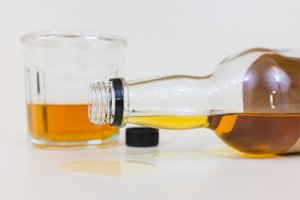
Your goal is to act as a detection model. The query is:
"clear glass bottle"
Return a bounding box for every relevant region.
[89,48,300,155]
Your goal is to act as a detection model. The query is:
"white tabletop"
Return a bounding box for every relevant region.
[0,128,299,200]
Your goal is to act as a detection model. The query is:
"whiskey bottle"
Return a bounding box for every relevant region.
[89,48,300,155]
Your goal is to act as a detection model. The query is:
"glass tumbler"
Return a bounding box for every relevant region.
[21,30,127,148]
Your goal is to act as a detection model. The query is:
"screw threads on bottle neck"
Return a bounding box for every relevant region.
[89,81,113,125]
[89,78,126,127]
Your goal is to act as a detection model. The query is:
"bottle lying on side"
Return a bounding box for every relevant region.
[89,48,300,155]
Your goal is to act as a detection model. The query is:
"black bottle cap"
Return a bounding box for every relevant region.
[126,127,159,147]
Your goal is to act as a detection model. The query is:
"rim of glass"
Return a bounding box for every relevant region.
[21,30,128,47]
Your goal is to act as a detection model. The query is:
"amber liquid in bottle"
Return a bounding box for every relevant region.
[28,104,118,146]
[129,114,300,154]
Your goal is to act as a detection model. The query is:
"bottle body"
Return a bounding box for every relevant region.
[89,48,300,155]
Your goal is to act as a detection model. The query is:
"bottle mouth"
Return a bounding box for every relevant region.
[88,81,112,125]
[88,78,125,127]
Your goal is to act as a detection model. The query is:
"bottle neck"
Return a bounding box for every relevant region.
[89,76,214,129]
[89,78,126,126]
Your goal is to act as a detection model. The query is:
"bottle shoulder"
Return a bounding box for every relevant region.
[243,53,300,113]
[211,49,300,114]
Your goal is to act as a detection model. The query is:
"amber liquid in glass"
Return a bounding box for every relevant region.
[129,114,300,154]
[28,104,118,145]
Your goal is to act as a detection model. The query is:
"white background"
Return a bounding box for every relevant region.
[0,1,299,199]
[1,0,300,131]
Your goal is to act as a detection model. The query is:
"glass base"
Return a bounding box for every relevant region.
[29,133,119,149]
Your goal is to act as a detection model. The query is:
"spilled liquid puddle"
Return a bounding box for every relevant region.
[151,151,206,159]
[58,160,158,177]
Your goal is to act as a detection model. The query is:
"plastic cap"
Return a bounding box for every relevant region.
[126,127,159,147]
